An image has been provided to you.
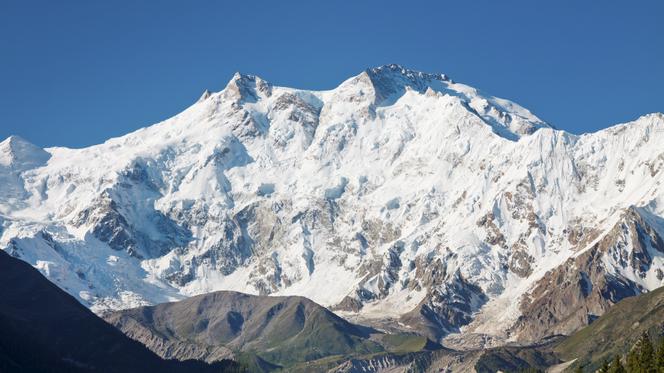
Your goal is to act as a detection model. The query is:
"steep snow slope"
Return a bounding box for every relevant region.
[1,64,663,345]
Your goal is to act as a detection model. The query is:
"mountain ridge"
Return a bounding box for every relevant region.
[0,249,239,372]
[104,289,443,370]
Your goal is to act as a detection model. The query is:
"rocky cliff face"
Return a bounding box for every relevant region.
[1,64,664,346]
[510,206,664,342]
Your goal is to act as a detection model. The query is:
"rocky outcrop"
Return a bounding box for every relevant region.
[402,270,488,341]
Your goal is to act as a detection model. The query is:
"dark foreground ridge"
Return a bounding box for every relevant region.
[0,250,241,373]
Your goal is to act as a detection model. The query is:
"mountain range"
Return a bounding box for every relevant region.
[1,64,664,361]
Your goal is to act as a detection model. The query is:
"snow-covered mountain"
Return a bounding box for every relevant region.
[2,64,663,346]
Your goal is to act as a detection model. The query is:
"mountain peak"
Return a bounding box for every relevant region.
[638,112,664,124]
[1,135,30,147]
[332,64,551,139]
[604,112,664,137]
[223,72,273,103]
[643,112,664,119]
[197,89,212,103]
[357,64,449,105]
[365,64,450,83]
[0,135,50,169]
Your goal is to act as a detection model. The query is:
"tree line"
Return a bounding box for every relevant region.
[574,331,664,373]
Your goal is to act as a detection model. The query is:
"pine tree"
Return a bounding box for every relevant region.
[627,347,640,372]
[638,331,655,373]
[599,358,610,373]
[656,337,664,371]
[607,354,626,373]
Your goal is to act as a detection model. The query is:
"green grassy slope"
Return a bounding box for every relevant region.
[106,290,442,370]
[555,285,664,371]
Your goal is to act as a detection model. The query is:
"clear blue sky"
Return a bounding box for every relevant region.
[1,0,663,148]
